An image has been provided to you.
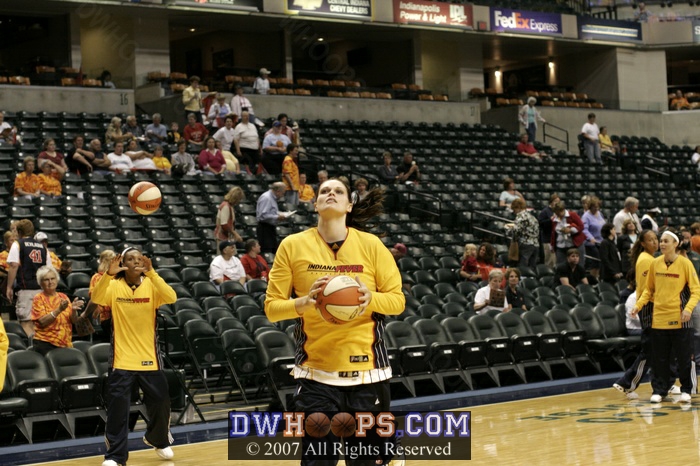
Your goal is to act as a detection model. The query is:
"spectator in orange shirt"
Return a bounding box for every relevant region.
[282,143,300,207]
[14,156,41,199]
[671,90,691,110]
[31,265,85,356]
[690,223,700,255]
[0,230,17,281]
[38,161,62,197]
[298,173,315,203]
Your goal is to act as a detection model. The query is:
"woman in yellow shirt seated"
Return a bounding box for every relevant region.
[298,172,315,202]
[38,161,62,197]
[151,146,171,174]
[598,126,618,161]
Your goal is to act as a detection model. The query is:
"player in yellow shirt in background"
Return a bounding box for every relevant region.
[0,320,8,392]
[613,229,659,399]
[92,247,177,466]
[633,230,700,403]
[265,178,405,465]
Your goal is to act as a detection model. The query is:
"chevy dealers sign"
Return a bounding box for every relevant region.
[491,8,562,36]
[287,0,372,19]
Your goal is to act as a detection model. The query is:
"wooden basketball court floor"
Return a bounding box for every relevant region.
[19,382,700,466]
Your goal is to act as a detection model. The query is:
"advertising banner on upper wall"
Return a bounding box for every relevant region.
[490,8,562,36]
[694,20,700,43]
[287,0,372,20]
[170,0,261,11]
[393,0,474,29]
[579,17,642,42]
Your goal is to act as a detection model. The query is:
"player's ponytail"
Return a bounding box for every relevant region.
[321,177,385,233]
[629,229,654,267]
[346,186,384,233]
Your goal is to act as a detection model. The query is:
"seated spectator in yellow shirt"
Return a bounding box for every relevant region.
[14,156,41,199]
[151,146,171,174]
[216,140,240,174]
[598,126,619,161]
[38,162,62,197]
[298,173,315,203]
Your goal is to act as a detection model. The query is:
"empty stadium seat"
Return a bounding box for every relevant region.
[385,321,442,396]
[545,309,600,375]
[254,330,296,410]
[440,317,497,388]
[467,314,524,385]
[413,318,466,390]
[7,350,70,441]
[571,307,628,371]
[183,320,227,394]
[221,329,265,404]
[494,312,550,381]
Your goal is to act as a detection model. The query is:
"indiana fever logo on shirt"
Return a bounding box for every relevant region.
[656,272,680,279]
[307,264,364,273]
[116,297,152,304]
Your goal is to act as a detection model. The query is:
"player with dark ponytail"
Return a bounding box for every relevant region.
[265,178,404,465]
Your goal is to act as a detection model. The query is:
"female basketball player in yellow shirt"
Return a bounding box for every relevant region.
[92,248,177,466]
[265,178,405,465]
[613,229,657,398]
[633,230,700,403]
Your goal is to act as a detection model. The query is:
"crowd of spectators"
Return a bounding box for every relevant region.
[3,95,700,359]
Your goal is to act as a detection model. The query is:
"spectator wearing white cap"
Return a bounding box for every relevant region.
[35,232,62,271]
[210,241,246,291]
[254,68,271,95]
[641,206,661,234]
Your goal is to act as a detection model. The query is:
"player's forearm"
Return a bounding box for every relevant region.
[145,269,177,304]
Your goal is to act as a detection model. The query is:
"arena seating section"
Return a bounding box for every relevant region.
[2,109,699,444]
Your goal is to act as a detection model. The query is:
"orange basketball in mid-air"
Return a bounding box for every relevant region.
[128,181,162,215]
[315,275,363,325]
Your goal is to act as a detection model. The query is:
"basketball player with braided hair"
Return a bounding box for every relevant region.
[613,229,657,398]
[91,247,177,466]
[265,178,405,465]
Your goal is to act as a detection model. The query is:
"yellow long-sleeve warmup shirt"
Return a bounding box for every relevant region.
[92,269,177,370]
[636,255,700,329]
[265,227,405,381]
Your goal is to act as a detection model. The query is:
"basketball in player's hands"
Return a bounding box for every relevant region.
[315,275,363,325]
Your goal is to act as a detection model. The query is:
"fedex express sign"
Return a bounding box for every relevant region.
[491,8,562,36]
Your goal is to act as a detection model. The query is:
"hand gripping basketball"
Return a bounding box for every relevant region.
[315,275,369,325]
